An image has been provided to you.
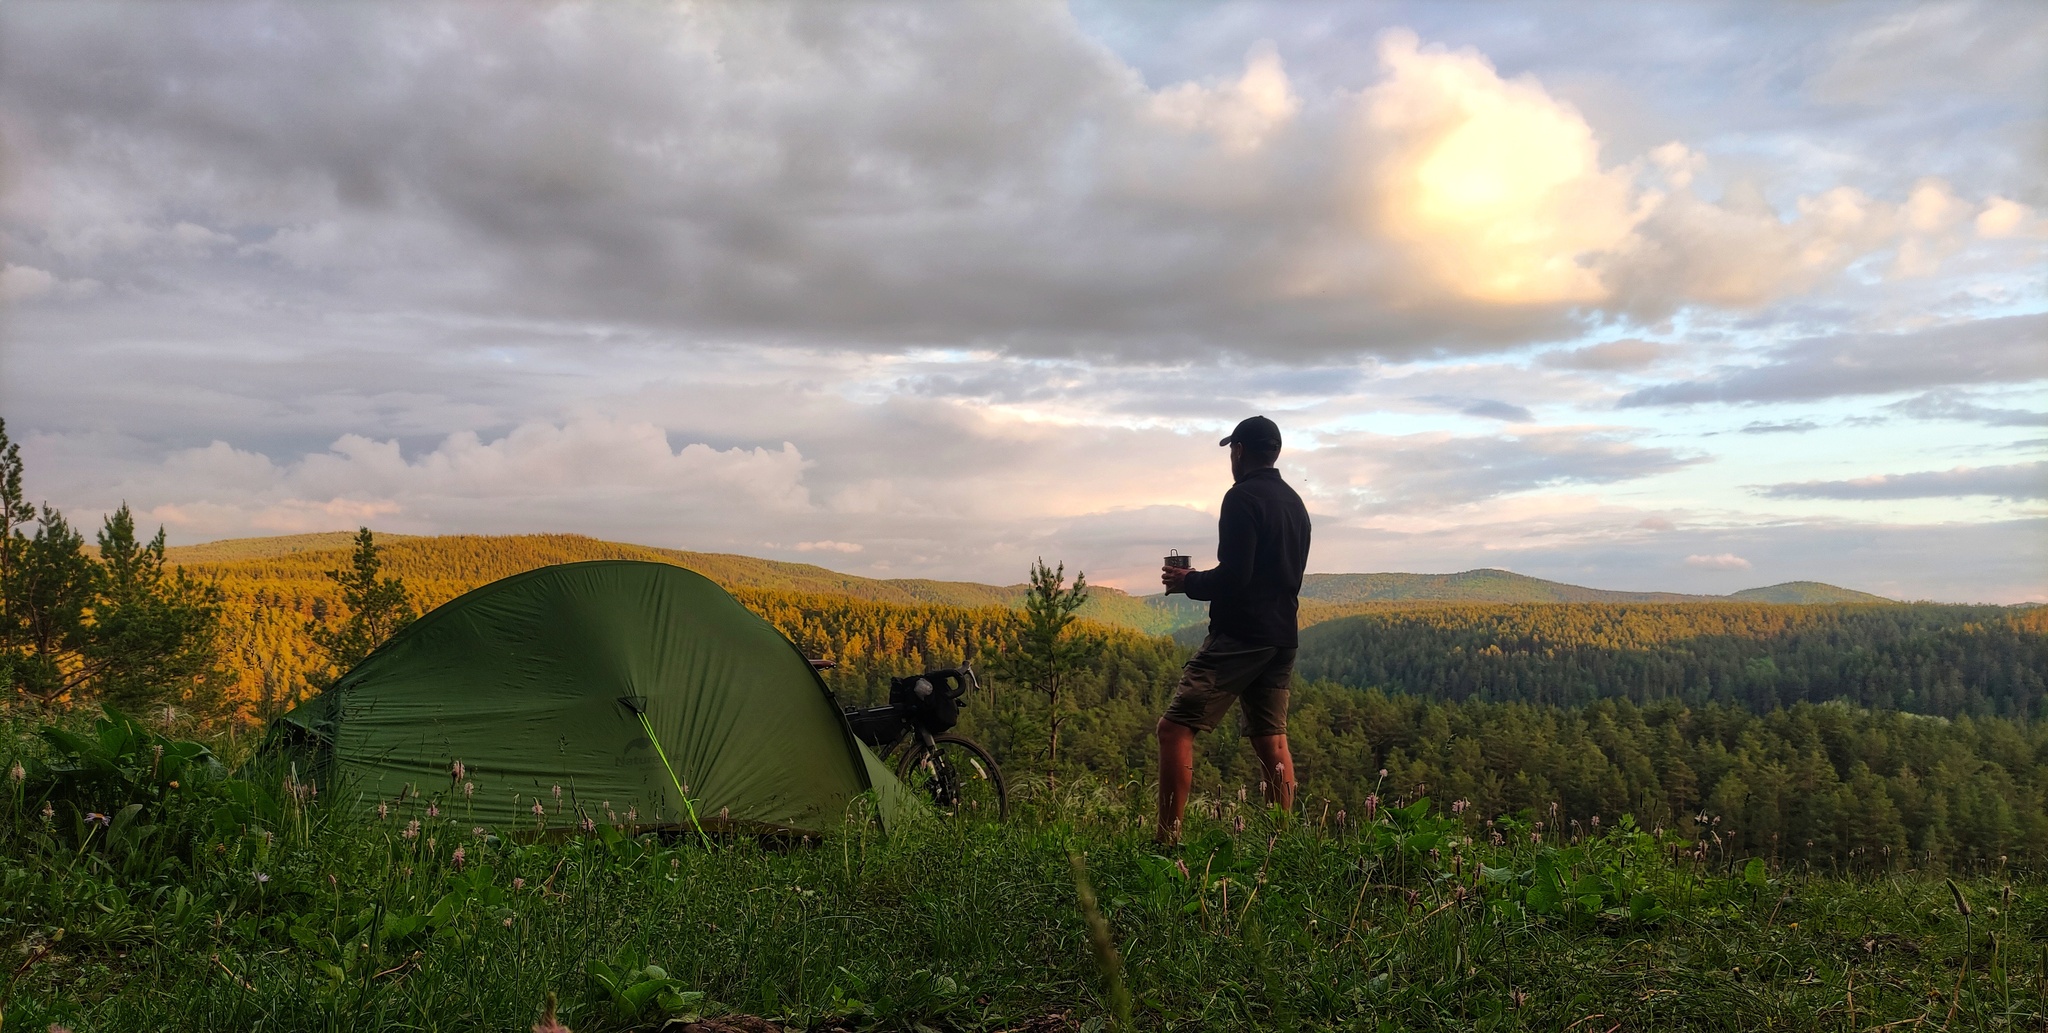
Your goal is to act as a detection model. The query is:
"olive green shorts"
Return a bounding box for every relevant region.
[1161,632,1295,736]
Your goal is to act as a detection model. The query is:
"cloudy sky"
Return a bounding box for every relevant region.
[2,1,2043,602]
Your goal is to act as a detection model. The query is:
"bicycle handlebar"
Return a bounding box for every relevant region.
[921,664,978,699]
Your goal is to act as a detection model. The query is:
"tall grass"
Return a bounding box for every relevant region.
[2,713,2042,1031]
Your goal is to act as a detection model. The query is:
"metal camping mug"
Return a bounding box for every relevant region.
[1163,550,1192,594]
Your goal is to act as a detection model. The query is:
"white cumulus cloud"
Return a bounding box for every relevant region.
[1685,553,1753,571]
[1149,41,1300,156]
[119,418,815,543]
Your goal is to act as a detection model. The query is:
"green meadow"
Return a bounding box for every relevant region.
[2,706,2033,1033]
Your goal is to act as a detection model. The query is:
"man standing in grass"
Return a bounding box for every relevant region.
[1156,415,1311,847]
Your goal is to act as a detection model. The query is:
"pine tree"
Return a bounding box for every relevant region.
[88,503,227,713]
[0,427,226,711]
[0,418,25,693]
[306,527,416,688]
[7,505,95,703]
[986,559,1100,786]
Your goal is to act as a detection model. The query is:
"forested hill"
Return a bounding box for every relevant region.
[167,531,1952,724]
[166,531,1203,634]
[171,532,1890,637]
[1296,602,2048,719]
[166,532,1188,721]
[1727,581,1898,604]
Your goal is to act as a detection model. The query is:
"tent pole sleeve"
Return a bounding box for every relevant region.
[638,711,711,849]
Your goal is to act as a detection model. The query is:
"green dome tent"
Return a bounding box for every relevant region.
[271,560,910,835]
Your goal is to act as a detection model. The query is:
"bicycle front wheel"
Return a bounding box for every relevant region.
[897,734,1008,821]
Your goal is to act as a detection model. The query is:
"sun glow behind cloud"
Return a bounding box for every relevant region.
[1364,30,1641,304]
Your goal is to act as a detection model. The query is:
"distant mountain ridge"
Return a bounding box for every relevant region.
[1727,582,1895,604]
[1299,569,1891,606]
[165,533,1892,637]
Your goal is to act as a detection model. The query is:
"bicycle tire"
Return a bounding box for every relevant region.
[897,733,1008,821]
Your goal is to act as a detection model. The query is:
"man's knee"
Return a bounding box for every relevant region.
[1157,715,1194,741]
[1251,733,1294,768]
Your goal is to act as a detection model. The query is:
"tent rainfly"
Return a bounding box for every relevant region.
[270,560,910,835]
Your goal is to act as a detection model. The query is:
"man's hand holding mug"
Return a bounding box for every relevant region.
[1162,550,1192,594]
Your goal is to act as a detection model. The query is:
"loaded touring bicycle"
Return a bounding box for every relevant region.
[822,662,1008,821]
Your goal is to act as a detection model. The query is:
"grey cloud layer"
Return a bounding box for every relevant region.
[1619,312,2048,407]
[1304,429,1702,510]
[8,3,2036,362]
[1886,391,2048,427]
[0,3,1468,358]
[1758,461,2047,501]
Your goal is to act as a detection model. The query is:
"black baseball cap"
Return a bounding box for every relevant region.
[1219,415,1282,449]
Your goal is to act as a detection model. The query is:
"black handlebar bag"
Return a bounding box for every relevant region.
[890,675,962,733]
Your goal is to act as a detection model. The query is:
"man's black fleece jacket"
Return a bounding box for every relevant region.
[1182,466,1312,648]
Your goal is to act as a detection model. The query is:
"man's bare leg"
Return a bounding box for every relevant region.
[1155,716,1195,845]
[1251,733,1296,811]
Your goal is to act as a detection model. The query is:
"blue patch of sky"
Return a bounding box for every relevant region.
[1615,393,2041,521]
